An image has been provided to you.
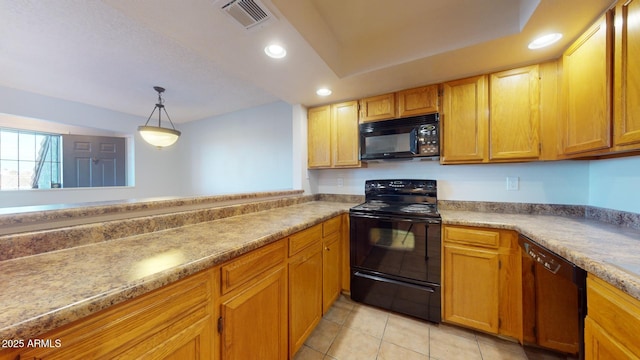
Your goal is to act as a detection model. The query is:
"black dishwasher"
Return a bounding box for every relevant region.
[519,234,587,360]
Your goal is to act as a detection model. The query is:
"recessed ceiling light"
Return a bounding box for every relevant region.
[316,88,332,96]
[264,44,286,59]
[528,33,563,50]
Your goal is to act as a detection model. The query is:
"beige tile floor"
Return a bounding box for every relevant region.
[294,295,577,360]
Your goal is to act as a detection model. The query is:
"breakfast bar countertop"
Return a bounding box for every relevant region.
[0,200,355,342]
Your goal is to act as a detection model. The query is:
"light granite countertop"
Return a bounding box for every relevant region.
[0,200,355,342]
[1,200,640,344]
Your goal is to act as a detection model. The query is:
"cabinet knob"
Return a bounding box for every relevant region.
[325,247,330,251]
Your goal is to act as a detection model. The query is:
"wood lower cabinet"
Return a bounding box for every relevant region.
[442,225,521,338]
[322,216,342,313]
[218,240,288,360]
[13,269,215,360]
[288,228,323,358]
[585,275,640,360]
[341,213,351,293]
[560,11,613,156]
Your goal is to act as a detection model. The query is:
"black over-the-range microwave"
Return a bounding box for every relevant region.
[359,113,440,161]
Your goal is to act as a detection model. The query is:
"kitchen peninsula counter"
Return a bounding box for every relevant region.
[0,198,356,342]
[1,198,640,345]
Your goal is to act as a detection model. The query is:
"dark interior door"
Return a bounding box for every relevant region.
[62,134,126,187]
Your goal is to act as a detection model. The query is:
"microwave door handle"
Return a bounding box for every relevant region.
[410,128,419,154]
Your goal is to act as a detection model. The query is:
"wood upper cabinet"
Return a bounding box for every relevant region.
[308,101,361,169]
[560,11,613,156]
[489,65,541,160]
[360,85,439,123]
[359,93,396,122]
[16,269,215,360]
[613,0,640,150]
[443,225,521,338]
[441,75,489,163]
[397,84,439,117]
[585,275,640,359]
[307,105,332,168]
[218,240,288,360]
[332,101,361,167]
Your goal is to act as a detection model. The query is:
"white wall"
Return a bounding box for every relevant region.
[180,101,293,195]
[589,156,640,213]
[0,86,187,208]
[309,160,590,205]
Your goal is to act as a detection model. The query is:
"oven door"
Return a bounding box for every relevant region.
[350,212,441,285]
[349,212,441,321]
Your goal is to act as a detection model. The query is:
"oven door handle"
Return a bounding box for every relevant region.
[353,271,436,292]
[350,213,441,224]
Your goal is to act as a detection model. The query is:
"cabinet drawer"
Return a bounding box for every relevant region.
[587,275,640,356]
[443,226,500,248]
[221,240,286,295]
[19,269,213,360]
[323,216,342,237]
[289,224,322,256]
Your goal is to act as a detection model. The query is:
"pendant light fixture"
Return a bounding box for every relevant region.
[138,86,181,148]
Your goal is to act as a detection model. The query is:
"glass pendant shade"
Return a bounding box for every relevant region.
[138,126,180,147]
[138,86,181,148]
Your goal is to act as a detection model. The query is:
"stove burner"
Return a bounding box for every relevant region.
[356,201,389,211]
[399,204,435,214]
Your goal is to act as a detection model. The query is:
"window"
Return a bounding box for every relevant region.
[0,128,126,190]
[0,128,61,190]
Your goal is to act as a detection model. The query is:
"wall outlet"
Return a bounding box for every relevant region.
[506,176,519,191]
[337,177,344,187]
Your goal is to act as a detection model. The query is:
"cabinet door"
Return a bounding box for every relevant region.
[322,232,342,313]
[585,317,640,360]
[341,213,351,293]
[561,12,613,155]
[359,93,396,122]
[19,270,214,360]
[490,65,541,160]
[397,85,439,117]
[441,75,489,163]
[332,101,360,167]
[614,0,640,148]
[443,243,499,334]
[308,105,332,168]
[220,267,287,360]
[289,243,323,357]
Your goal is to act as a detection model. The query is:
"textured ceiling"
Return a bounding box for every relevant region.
[0,0,615,124]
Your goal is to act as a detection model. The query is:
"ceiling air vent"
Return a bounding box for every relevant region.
[218,0,276,30]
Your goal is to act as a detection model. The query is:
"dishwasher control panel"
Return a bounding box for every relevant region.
[522,242,562,274]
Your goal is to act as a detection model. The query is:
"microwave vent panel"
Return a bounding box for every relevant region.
[217,0,276,30]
